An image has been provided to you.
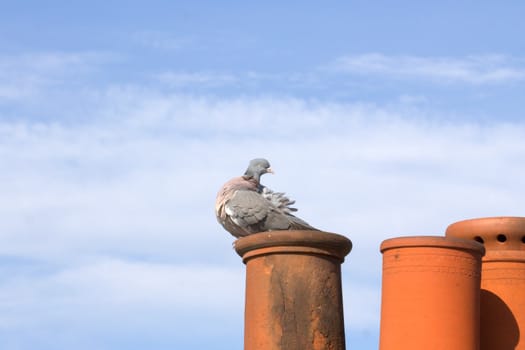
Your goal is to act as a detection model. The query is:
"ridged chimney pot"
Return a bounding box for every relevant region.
[379,236,485,350]
[234,230,352,350]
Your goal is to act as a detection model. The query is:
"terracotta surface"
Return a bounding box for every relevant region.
[446,217,525,350]
[234,230,352,350]
[379,236,484,350]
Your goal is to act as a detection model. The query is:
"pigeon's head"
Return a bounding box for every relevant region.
[243,158,273,182]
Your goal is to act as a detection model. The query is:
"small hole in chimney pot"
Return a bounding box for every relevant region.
[474,236,484,244]
[497,234,507,243]
[521,236,525,244]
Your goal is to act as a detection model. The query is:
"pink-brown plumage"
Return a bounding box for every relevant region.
[215,158,318,238]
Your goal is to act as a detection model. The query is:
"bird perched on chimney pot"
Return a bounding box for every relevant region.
[215,158,318,238]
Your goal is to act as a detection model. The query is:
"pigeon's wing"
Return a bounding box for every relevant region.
[225,190,286,233]
[226,189,318,234]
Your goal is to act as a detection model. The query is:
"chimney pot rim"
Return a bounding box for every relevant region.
[234,230,352,260]
[446,216,525,253]
[380,235,485,255]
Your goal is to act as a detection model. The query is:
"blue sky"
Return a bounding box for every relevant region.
[1,1,525,349]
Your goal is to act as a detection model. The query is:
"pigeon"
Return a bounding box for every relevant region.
[215,158,318,238]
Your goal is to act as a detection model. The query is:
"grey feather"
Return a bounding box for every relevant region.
[261,186,298,214]
[215,158,319,238]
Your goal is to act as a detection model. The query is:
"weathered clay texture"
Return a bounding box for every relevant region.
[379,236,484,350]
[235,230,352,350]
[446,217,525,350]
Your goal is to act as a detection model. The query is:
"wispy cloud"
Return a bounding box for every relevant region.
[155,71,238,87]
[134,30,191,51]
[2,89,525,348]
[0,52,117,101]
[4,92,525,269]
[152,70,297,90]
[332,53,525,84]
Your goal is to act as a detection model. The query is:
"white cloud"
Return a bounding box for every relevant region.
[2,92,525,263]
[0,259,244,349]
[0,260,244,314]
[155,71,238,87]
[332,53,525,84]
[1,89,525,348]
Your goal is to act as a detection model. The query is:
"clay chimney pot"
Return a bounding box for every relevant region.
[234,230,352,350]
[447,217,525,350]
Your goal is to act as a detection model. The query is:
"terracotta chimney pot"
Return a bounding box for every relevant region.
[234,230,352,350]
[446,217,525,350]
[379,236,484,350]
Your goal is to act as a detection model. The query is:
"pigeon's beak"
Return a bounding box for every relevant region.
[267,167,274,174]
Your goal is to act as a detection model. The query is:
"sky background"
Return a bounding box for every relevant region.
[1,1,525,349]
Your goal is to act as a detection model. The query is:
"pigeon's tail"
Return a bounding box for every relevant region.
[287,213,320,231]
